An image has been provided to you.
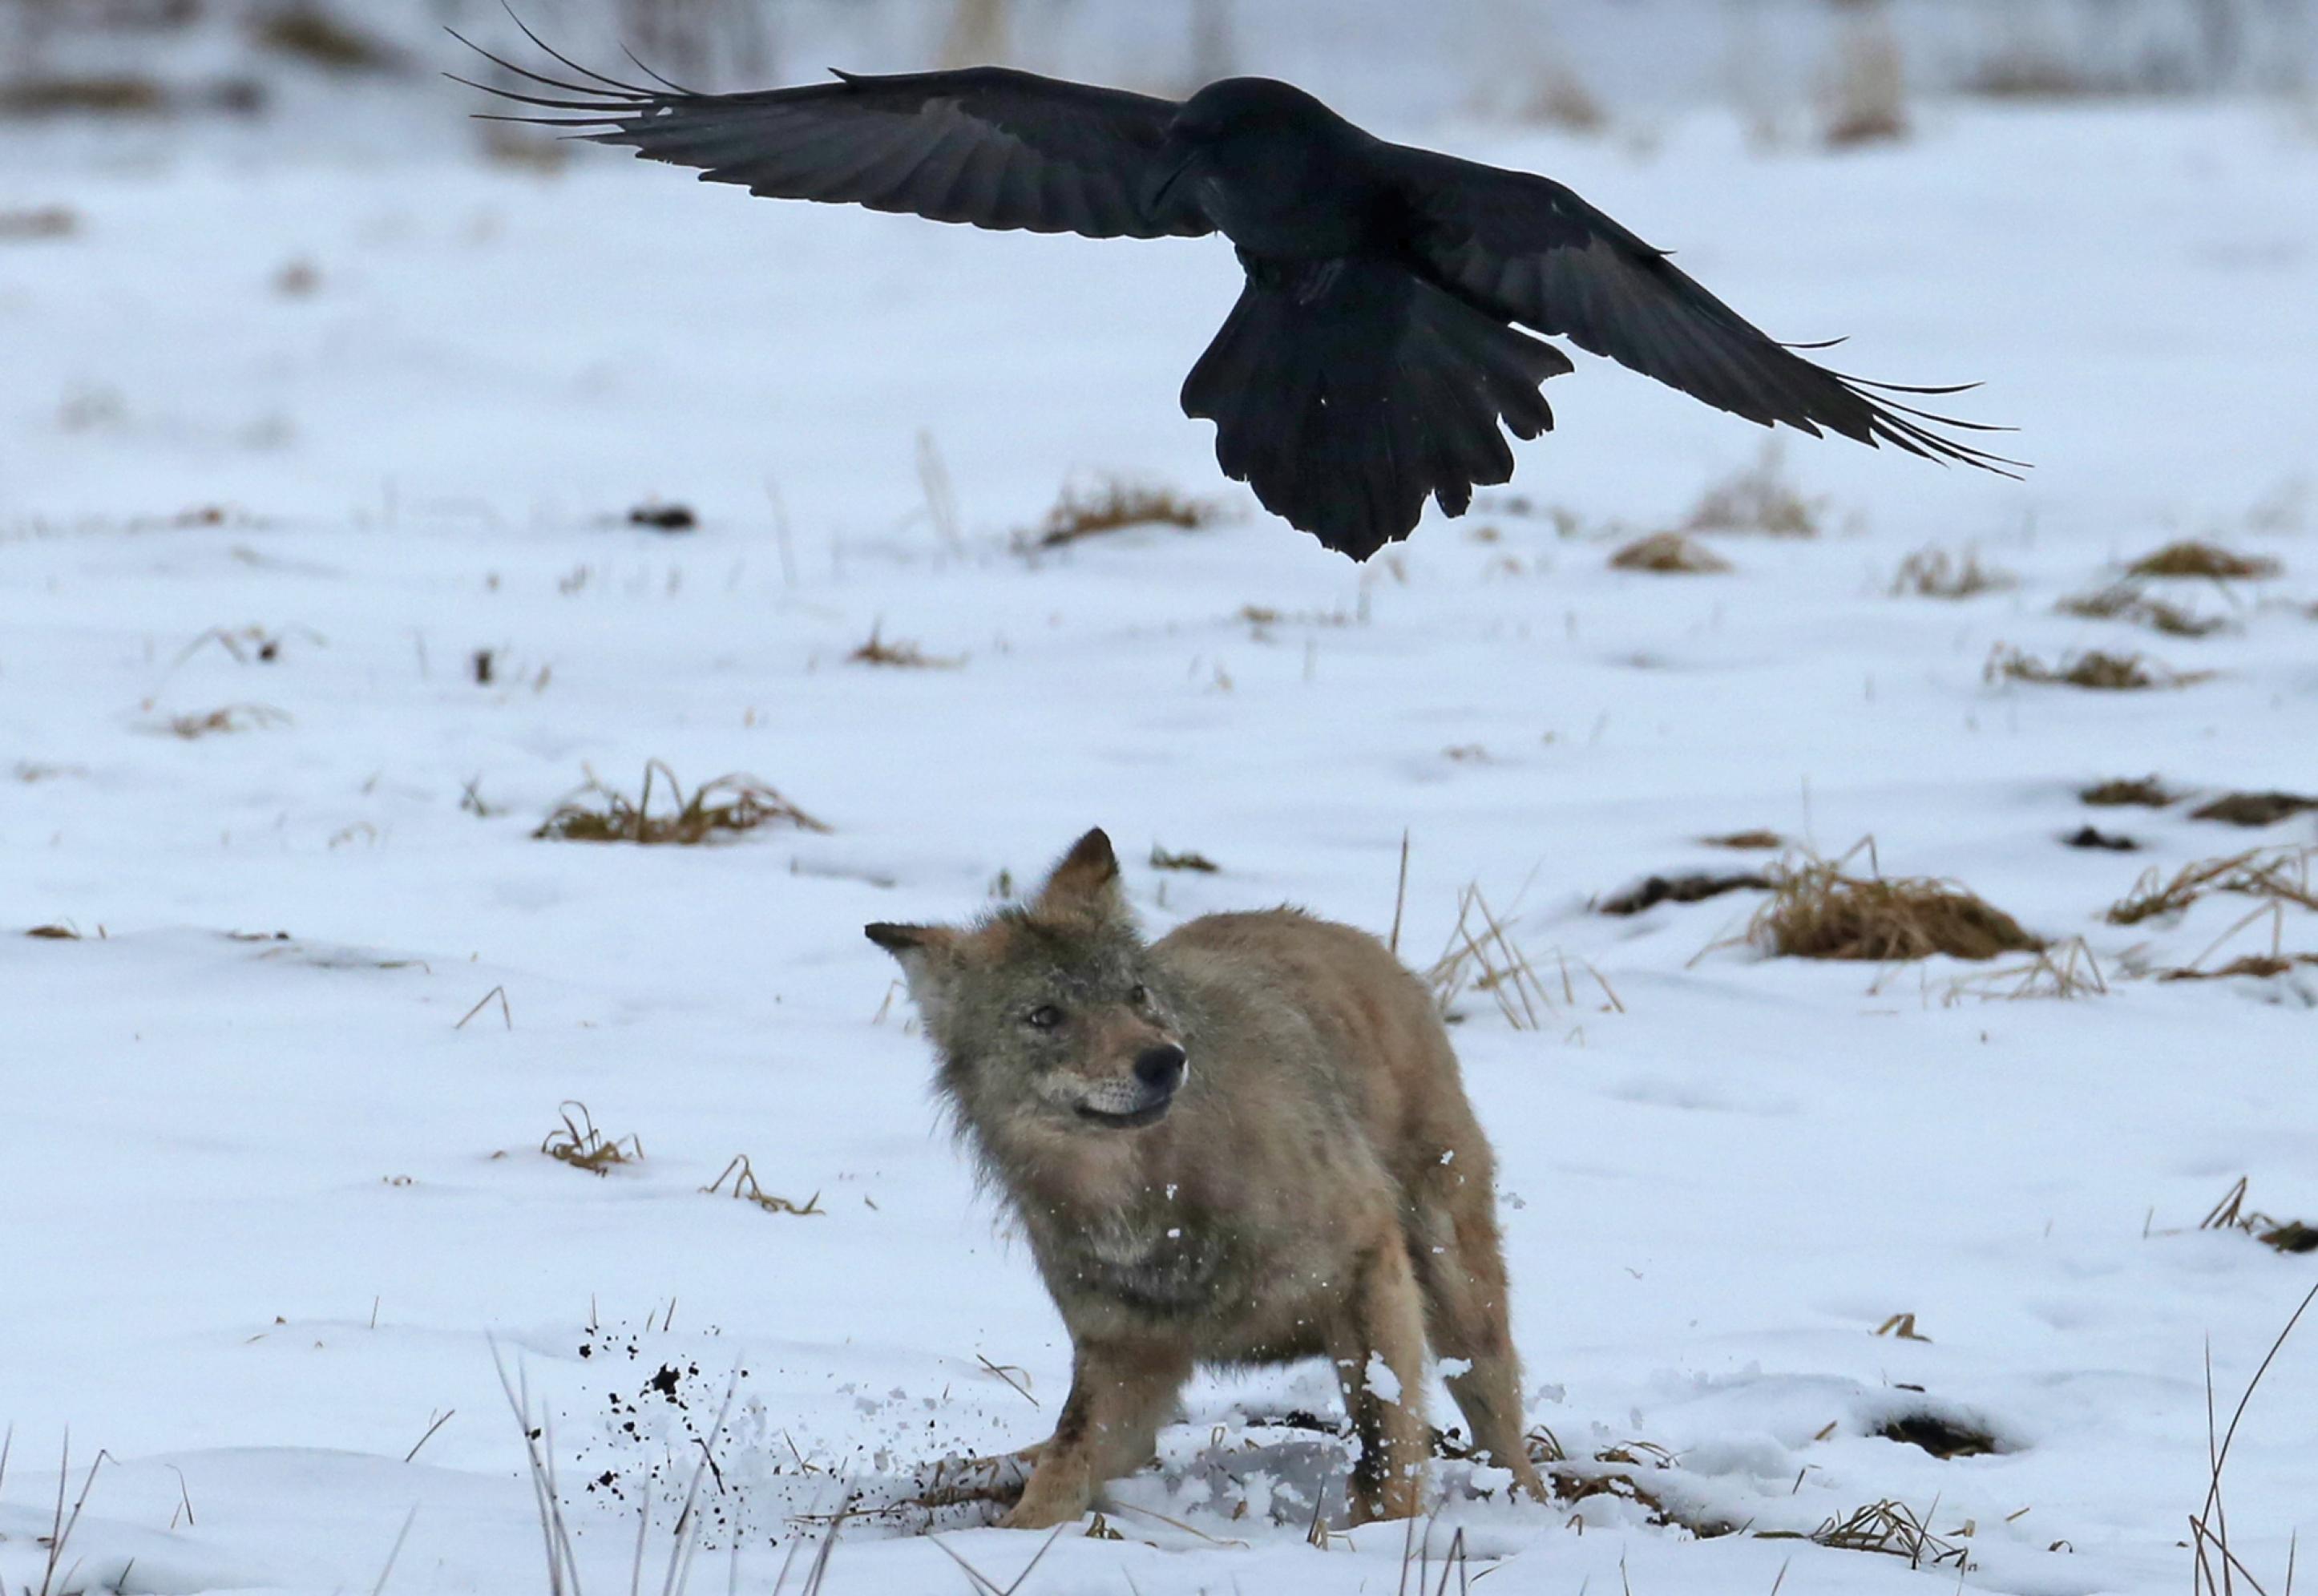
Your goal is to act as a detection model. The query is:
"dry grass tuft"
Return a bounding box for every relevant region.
[2198,1178,2318,1255]
[2065,825,2138,852]
[2082,775,2175,808]
[1598,871,1770,916]
[2058,581,2227,638]
[163,704,289,739]
[1888,545,2011,599]
[1763,1499,1970,1569]
[250,5,406,72]
[2127,541,2279,580]
[1753,855,2042,962]
[1149,844,1220,873]
[1427,884,1620,1028]
[1821,7,1910,149]
[1019,480,1214,551]
[1986,645,2203,691]
[2161,953,2318,984]
[1682,447,1823,538]
[1702,829,1785,851]
[0,206,78,241]
[542,1101,641,1177]
[2189,791,2318,827]
[535,761,828,845]
[0,75,168,118]
[25,923,82,940]
[1944,937,2110,1003]
[1428,883,1556,1028]
[702,1154,823,1217]
[849,624,961,669]
[1609,532,1730,574]
[2106,845,2316,927]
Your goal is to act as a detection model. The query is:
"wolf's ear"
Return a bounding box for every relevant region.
[865,922,961,1019]
[1031,827,1125,923]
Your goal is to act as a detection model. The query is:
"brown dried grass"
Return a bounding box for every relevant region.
[1753,856,2042,962]
[1682,446,1823,537]
[2196,1177,2318,1255]
[535,761,828,844]
[2057,581,2227,637]
[849,624,961,669]
[542,1101,640,1176]
[1889,545,2011,599]
[1986,645,2205,691]
[2106,845,2317,927]
[2082,776,2175,808]
[1020,481,1214,551]
[2189,792,2318,827]
[2126,541,2279,580]
[1702,829,1785,851]
[1609,532,1730,574]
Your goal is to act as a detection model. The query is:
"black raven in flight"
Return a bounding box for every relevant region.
[456,27,2016,562]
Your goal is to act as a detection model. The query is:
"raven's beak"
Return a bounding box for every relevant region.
[1146,142,1200,216]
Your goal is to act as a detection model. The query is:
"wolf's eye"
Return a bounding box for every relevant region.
[1025,1005,1063,1030]
[1129,984,1149,1006]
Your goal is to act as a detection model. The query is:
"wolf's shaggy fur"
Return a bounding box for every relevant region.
[868,829,1544,1528]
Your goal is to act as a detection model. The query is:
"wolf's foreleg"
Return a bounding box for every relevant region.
[1328,1238,1431,1524]
[1003,1340,1192,1529]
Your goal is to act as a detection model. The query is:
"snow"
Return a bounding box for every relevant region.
[4,93,2317,1596]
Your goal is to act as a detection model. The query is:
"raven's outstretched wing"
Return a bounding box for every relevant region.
[451,27,1213,240]
[1383,146,2020,475]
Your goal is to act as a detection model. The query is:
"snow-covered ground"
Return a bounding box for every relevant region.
[4,93,2316,1596]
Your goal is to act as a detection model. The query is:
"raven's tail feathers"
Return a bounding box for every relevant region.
[1181,255,1571,561]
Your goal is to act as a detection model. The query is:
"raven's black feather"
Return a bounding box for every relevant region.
[453,34,2020,560]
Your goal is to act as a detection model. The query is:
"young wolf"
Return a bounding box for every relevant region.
[866,828,1545,1527]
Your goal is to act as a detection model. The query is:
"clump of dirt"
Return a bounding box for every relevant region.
[1609,532,1730,574]
[2126,540,2279,580]
[2064,826,2138,852]
[2081,776,2174,808]
[1878,1412,2001,1459]
[2189,792,2318,827]
[1598,871,1771,915]
[1702,829,1785,851]
[627,501,696,532]
[1754,860,2042,962]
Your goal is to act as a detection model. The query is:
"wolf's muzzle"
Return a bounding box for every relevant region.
[1076,1044,1189,1129]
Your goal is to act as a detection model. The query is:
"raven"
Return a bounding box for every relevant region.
[457,26,2017,562]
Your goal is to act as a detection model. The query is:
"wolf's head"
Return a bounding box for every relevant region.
[866,828,1190,1133]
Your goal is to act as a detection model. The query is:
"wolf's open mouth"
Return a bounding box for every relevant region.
[1075,1099,1172,1129]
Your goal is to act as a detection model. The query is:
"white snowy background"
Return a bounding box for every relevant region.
[3,2,2316,1592]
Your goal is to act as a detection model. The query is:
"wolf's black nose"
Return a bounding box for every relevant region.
[1133,1044,1188,1090]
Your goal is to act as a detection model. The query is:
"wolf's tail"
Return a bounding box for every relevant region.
[1180,253,1572,562]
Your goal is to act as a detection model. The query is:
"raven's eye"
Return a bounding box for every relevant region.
[1025,1005,1063,1030]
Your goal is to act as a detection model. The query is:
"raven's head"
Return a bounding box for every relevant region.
[1152,77,1348,213]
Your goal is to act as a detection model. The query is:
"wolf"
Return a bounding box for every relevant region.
[866,828,1546,1527]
